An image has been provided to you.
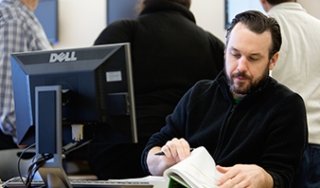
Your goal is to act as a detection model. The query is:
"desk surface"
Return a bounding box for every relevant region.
[1,176,167,188]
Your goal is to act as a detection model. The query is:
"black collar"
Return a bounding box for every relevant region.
[140,0,196,23]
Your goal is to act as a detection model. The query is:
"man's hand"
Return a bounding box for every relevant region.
[216,164,274,188]
[146,138,192,176]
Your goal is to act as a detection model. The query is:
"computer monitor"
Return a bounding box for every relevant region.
[11,43,138,147]
[224,0,265,28]
[107,0,139,25]
[11,43,137,187]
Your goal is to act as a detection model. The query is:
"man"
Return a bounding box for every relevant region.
[0,0,51,148]
[259,1,320,187]
[89,0,224,179]
[142,10,307,188]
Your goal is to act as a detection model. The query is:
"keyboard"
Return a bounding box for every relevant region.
[72,179,153,188]
[3,178,154,188]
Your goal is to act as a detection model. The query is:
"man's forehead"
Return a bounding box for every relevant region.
[228,23,272,54]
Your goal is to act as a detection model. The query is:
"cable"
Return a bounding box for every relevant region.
[25,153,53,188]
[15,139,91,187]
[62,139,92,155]
[17,143,36,186]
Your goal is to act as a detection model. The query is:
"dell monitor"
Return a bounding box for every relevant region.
[11,43,137,187]
[11,43,138,147]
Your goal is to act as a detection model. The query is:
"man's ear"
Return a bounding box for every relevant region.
[269,52,279,71]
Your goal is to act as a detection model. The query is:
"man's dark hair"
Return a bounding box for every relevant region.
[226,10,282,59]
[266,0,296,6]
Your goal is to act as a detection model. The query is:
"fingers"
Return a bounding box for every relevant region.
[216,165,231,173]
[216,165,242,187]
[217,164,255,188]
[217,175,235,187]
[218,176,249,188]
[160,138,191,161]
[217,177,242,188]
[217,165,234,184]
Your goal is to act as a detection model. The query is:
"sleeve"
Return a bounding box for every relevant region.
[140,86,195,173]
[0,19,28,138]
[262,93,308,188]
[140,81,209,174]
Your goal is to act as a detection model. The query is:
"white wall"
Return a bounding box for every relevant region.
[54,0,320,49]
[190,0,225,41]
[54,0,106,49]
[298,0,320,19]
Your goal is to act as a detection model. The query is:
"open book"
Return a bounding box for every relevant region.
[163,146,222,188]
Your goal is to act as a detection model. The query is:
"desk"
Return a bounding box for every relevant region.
[1,176,167,188]
[108,176,168,188]
[0,149,167,188]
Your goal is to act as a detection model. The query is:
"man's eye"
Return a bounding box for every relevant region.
[232,53,241,58]
[249,56,259,61]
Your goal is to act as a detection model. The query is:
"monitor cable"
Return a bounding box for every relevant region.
[17,144,36,187]
[13,139,91,188]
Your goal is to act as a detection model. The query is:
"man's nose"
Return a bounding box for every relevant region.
[236,56,249,71]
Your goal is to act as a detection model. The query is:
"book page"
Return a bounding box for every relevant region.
[164,146,222,188]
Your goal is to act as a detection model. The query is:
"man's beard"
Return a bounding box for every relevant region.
[228,67,269,95]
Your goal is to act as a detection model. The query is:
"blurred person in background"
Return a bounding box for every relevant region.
[0,0,51,149]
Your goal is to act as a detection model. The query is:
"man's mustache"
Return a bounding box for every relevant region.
[232,71,250,79]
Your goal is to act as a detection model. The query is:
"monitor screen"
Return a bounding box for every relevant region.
[107,0,139,25]
[225,0,265,28]
[34,0,59,44]
[11,43,137,147]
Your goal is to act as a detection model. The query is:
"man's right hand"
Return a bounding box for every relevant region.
[146,138,192,176]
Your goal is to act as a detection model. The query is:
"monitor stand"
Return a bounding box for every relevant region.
[35,85,72,188]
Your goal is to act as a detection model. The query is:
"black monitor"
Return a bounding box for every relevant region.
[11,43,138,146]
[11,43,137,187]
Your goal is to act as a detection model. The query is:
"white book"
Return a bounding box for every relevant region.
[163,146,222,188]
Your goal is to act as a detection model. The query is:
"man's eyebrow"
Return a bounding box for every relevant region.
[229,47,239,52]
[229,47,264,58]
[250,53,262,57]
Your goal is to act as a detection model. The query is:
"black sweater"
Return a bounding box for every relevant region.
[142,73,308,188]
